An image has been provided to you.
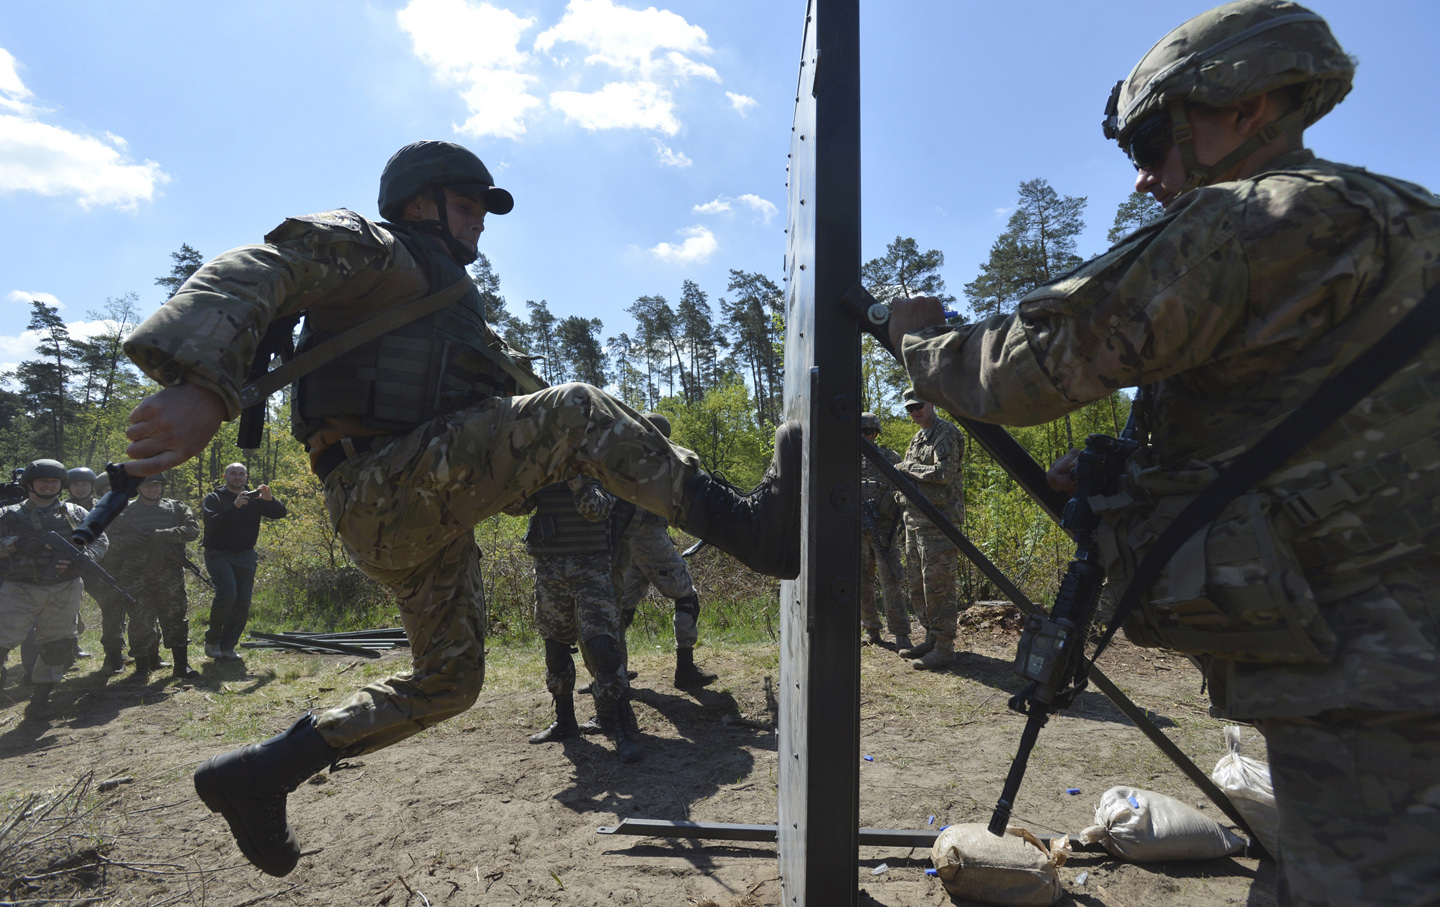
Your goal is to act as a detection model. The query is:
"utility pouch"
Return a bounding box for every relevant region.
[1095,459,1335,664]
[525,514,556,547]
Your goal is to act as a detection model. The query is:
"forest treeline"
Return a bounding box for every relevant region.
[0,183,1162,628]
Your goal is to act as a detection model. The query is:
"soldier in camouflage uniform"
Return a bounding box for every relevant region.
[895,390,966,670]
[66,466,129,673]
[0,460,108,721]
[118,139,800,877]
[890,3,1439,903]
[610,412,715,688]
[514,475,640,762]
[105,472,202,680]
[17,466,99,679]
[859,412,910,651]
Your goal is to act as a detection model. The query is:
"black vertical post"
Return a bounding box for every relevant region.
[777,0,862,903]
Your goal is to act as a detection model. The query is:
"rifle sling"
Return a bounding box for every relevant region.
[238,276,542,408]
[1093,279,1440,664]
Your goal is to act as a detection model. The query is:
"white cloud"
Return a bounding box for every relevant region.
[0,48,168,210]
[535,0,715,82]
[994,206,1015,217]
[726,91,757,115]
[398,0,542,139]
[692,193,777,224]
[650,225,716,264]
[7,290,65,311]
[0,115,168,210]
[651,139,691,168]
[692,198,730,215]
[0,319,114,377]
[550,80,679,135]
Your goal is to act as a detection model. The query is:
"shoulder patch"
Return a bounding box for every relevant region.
[264,208,390,251]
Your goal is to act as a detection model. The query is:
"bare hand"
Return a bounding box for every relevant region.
[53,558,73,576]
[234,493,250,509]
[125,384,227,476]
[887,296,947,351]
[1047,448,1082,494]
[257,484,273,501]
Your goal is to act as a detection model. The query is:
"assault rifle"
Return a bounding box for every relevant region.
[19,529,138,608]
[988,426,1137,835]
[71,463,146,548]
[0,468,26,507]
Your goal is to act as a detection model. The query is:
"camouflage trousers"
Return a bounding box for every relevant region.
[618,520,698,648]
[905,524,960,642]
[0,579,81,684]
[1257,711,1440,906]
[315,383,702,756]
[533,553,626,707]
[860,527,909,637]
[90,582,128,654]
[120,563,190,657]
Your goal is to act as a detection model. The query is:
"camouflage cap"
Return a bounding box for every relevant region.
[21,459,67,486]
[140,471,167,486]
[66,467,97,484]
[642,412,672,439]
[860,412,880,431]
[903,388,925,409]
[378,141,514,222]
[1104,0,1353,190]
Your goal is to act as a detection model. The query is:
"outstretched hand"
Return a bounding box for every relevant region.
[887,296,947,351]
[125,384,227,476]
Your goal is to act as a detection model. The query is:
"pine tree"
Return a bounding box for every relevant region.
[963,179,1087,317]
[525,300,559,383]
[155,243,204,297]
[721,270,784,426]
[555,315,608,386]
[1107,191,1165,244]
[15,300,77,459]
[861,236,954,304]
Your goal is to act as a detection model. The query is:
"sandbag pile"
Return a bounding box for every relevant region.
[931,824,1071,906]
[1211,725,1279,858]
[1080,786,1245,862]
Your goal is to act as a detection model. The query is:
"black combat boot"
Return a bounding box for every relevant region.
[24,683,55,722]
[528,695,579,744]
[101,648,125,675]
[132,652,154,678]
[674,647,717,688]
[863,628,885,647]
[678,421,802,579]
[610,697,644,764]
[194,713,337,877]
[172,647,200,680]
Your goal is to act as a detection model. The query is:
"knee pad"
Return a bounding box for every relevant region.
[40,637,76,669]
[543,639,575,676]
[583,634,623,676]
[674,593,700,619]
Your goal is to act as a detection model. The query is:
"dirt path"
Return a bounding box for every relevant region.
[1,606,1272,906]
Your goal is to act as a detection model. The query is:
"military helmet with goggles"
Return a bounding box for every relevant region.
[1102,0,1353,189]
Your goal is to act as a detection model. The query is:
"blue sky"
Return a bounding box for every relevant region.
[1,0,1437,378]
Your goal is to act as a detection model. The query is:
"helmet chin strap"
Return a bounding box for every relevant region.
[1169,98,1306,195]
[428,186,479,266]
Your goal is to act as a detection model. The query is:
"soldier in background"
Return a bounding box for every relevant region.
[895,389,966,670]
[859,412,911,652]
[517,476,641,763]
[888,3,1440,901]
[610,413,716,689]
[106,472,202,679]
[0,459,108,721]
[18,466,100,678]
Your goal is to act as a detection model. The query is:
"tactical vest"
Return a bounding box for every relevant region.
[111,499,189,563]
[280,211,519,440]
[525,482,613,557]
[1096,163,1440,664]
[0,501,84,583]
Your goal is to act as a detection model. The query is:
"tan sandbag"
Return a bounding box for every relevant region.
[931,823,1070,906]
[1211,725,1280,858]
[1080,786,1245,862]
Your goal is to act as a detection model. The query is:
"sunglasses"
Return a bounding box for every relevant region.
[1125,111,1173,172]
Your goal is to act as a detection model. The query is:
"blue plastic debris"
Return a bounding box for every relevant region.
[927,815,935,825]
[1066,788,1081,795]
[1128,794,1141,809]
[864,755,874,762]
[925,868,939,877]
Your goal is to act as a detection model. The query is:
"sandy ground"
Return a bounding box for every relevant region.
[0,604,1274,906]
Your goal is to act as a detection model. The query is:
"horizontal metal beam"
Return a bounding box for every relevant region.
[596,819,942,848]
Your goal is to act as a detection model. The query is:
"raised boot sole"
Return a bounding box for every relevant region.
[194,756,301,877]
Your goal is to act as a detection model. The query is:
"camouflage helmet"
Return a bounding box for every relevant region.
[1103,0,1353,192]
[860,412,880,432]
[21,459,67,487]
[377,140,514,222]
[642,412,672,439]
[66,467,98,485]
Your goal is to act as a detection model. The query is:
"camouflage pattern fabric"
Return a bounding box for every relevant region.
[900,150,1440,720]
[905,527,959,643]
[533,553,626,705]
[106,498,200,656]
[1256,710,1440,907]
[311,384,700,755]
[617,513,698,647]
[897,418,965,542]
[0,580,82,684]
[860,444,908,636]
